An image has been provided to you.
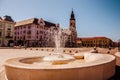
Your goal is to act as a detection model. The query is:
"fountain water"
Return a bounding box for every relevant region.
[53,26,62,54]
[43,26,75,64]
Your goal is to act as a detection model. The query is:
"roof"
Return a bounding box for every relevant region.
[93,36,107,39]
[15,18,56,27]
[78,36,111,41]
[70,10,75,20]
[15,18,38,27]
[3,15,14,22]
[44,21,56,27]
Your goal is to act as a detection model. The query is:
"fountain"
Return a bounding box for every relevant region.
[4,26,116,80]
[42,26,75,64]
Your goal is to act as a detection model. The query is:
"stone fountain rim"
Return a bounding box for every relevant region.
[4,53,115,70]
[115,52,120,57]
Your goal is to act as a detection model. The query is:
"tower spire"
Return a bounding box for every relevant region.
[70,9,75,20]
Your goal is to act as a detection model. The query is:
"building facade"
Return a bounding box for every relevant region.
[0,15,15,47]
[14,18,58,47]
[14,10,78,48]
[77,37,113,47]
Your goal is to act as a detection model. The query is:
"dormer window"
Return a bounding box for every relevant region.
[7,25,11,30]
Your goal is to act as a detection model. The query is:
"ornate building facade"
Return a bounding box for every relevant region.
[0,15,15,46]
[14,18,59,47]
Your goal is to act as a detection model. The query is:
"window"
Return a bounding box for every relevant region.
[14,32,16,34]
[40,31,43,34]
[27,31,31,34]
[37,36,38,39]
[28,36,31,38]
[14,36,16,40]
[23,36,25,40]
[28,26,31,29]
[7,32,11,37]
[15,27,17,30]
[0,32,2,37]
[0,24,2,28]
[7,25,11,30]
[40,21,43,23]
[20,37,22,40]
[37,31,39,34]
[23,30,26,33]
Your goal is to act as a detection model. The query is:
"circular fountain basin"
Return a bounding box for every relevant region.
[115,52,120,66]
[5,53,115,80]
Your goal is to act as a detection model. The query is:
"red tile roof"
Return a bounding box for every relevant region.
[77,36,111,41]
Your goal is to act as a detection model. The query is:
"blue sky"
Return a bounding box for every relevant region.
[0,0,120,41]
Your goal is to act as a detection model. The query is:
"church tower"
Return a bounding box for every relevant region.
[70,10,76,28]
[67,9,77,47]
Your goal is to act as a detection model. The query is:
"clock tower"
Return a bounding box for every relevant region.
[66,9,77,47]
[70,10,76,28]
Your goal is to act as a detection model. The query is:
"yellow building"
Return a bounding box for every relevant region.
[0,15,15,47]
[77,37,112,47]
